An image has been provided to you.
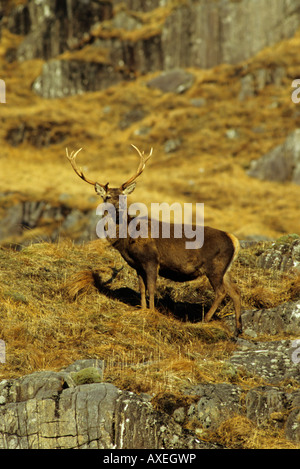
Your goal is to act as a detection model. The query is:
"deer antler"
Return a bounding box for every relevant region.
[66,148,108,188]
[121,144,153,190]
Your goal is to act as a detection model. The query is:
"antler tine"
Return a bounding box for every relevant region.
[66,147,107,187]
[121,144,153,190]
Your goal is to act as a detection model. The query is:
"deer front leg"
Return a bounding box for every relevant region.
[145,263,158,311]
[138,263,158,310]
[138,274,147,309]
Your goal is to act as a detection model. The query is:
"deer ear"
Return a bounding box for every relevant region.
[122,182,136,195]
[95,183,107,197]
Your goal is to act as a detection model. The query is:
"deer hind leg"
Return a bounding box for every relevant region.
[203,279,226,324]
[223,272,242,336]
[204,270,242,337]
[203,260,227,323]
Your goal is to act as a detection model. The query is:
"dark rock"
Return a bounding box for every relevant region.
[3,0,300,76]
[225,300,300,337]
[17,0,300,97]
[17,17,66,62]
[15,0,113,61]
[7,4,31,35]
[248,130,300,184]
[245,386,300,442]
[285,407,300,442]
[245,386,298,428]
[239,67,286,100]
[22,200,49,229]
[0,193,99,245]
[184,379,300,443]
[63,359,105,373]
[0,202,23,241]
[119,108,147,130]
[6,122,67,147]
[185,383,243,431]
[32,59,126,98]
[0,370,70,404]
[147,69,195,94]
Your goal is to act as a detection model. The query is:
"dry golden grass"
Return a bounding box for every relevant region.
[0,238,298,382]
[213,416,297,450]
[0,239,232,383]
[0,239,299,383]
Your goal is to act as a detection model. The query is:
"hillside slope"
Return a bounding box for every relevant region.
[0,6,300,243]
[0,238,300,448]
[1,0,300,450]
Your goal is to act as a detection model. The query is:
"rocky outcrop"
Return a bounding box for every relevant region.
[11,0,300,65]
[9,0,113,61]
[248,130,300,185]
[1,322,300,449]
[246,385,300,442]
[257,235,300,272]
[229,336,300,384]
[226,300,300,338]
[185,383,243,432]
[183,306,300,443]
[185,380,300,443]
[161,0,300,70]
[6,121,67,147]
[0,192,98,245]
[0,359,212,449]
[238,66,286,101]
[3,0,300,97]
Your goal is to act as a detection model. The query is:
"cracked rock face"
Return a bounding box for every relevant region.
[257,237,300,272]
[1,340,300,448]
[0,361,209,449]
[185,383,243,431]
[229,339,300,385]
[226,301,300,337]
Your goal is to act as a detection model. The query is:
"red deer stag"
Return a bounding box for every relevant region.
[66,146,242,336]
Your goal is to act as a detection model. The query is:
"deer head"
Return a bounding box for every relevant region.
[66,145,153,209]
